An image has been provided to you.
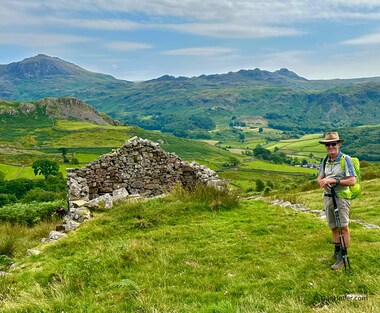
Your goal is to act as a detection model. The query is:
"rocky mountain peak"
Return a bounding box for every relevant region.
[5,54,83,79]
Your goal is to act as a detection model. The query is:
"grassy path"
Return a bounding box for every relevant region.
[13,165,24,179]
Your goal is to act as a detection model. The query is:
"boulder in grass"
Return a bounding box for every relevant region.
[85,193,113,209]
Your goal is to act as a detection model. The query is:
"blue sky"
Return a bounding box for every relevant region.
[1,0,380,81]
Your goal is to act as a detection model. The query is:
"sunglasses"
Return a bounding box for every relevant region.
[325,142,338,147]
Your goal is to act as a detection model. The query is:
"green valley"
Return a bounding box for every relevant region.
[1,55,380,312]
[1,55,380,161]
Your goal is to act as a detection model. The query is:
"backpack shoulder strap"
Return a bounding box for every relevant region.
[340,153,346,170]
[322,155,328,176]
[340,153,358,177]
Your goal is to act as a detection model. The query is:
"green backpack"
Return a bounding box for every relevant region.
[323,153,361,200]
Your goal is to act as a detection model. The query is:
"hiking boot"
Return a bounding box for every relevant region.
[331,256,345,270]
[333,251,341,259]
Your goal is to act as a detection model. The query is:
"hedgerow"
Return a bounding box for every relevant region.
[0,200,66,226]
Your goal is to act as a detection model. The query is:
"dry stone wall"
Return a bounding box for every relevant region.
[67,136,224,207]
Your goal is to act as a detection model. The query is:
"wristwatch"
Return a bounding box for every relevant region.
[335,178,341,185]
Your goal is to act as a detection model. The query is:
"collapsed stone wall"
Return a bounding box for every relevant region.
[67,136,224,206]
[6,137,226,262]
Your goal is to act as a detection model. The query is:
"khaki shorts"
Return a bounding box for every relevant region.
[324,195,350,229]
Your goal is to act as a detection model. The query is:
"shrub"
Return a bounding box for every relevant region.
[300,180,319,192]
[0,178,35,199]
[266,181,275,189]
[194,184,239,211]
[169,182,189,200]
[0,234,16,257]
[263,186,271,196]
[20,188,65,203]
[360,160,370,168]
[0,200,65,226]
[255,179,265,192]
[35,175,66,192]
[0,176,66,205]
[223,156,240,167]
[279,193,301,204]
[0,230,17,270]
[361,171,380,180]
[71,157,80,164]
[170,183,239,211]
[0,254,14,271]
[0,194,17,207]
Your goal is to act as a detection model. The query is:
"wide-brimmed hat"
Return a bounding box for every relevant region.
[319,131,345,144]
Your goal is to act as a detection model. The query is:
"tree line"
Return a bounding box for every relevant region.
[0,159,66,208]
[123,113,216,138]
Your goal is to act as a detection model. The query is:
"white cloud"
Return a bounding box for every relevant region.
[4,0,380,28]
[256,50,312,67]
[342,31,380,45]
[166,23,304,38]
[333,0,380,7]
[49,18,140,31]
[60,0,380,23]
[105,41,152,51]
[0,33,91,48]
[2,0,380,80]
[291,48,380,79]
[2,0,380,43]
[0,5,41,26]
[163,47,237,57]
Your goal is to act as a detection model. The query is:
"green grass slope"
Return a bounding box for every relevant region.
[284,179,380,227]
[1,106,238,177]
[1,185,379,312]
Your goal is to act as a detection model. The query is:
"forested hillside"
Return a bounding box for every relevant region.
[1,55,379,139]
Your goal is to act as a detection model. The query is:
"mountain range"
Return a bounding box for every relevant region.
[1,54,380,135]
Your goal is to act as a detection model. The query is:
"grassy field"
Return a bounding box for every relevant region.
[0,119,240,178]
[0,163,84,180]
[0,164,22,180]
[207,131,328,162]
[279,179,380,227]
[54,120,125,131]
[1,115,379,312]
[265,136,326,158]
[219,170,308,194]
[239,160,316,174]
[1,185,379,312]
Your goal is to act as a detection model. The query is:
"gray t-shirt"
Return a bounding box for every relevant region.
[318,151,356,194]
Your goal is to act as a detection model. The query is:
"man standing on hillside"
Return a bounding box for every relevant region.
[317,132,356,270]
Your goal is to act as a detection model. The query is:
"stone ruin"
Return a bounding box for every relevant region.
[67,136,224,203]
[42,136,224,235]
[30,137,225,244]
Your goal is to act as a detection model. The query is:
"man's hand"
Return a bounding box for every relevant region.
[318,177,334,189]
